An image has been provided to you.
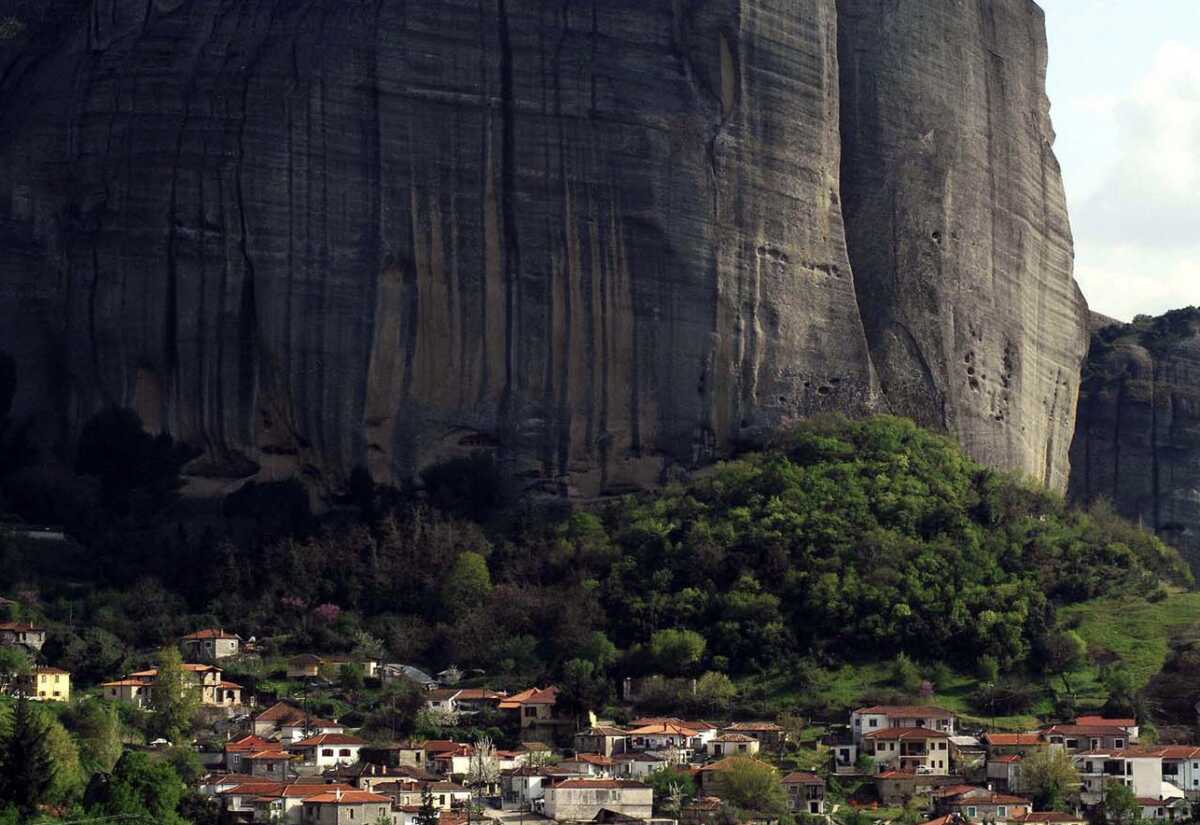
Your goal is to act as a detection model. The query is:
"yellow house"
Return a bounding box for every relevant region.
[24,666,70,701]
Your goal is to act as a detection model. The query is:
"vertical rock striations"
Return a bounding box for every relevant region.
[0,0,876,494]
[0,0,1086,497]
[1069,310,1200,575]
[838,0,1089,489]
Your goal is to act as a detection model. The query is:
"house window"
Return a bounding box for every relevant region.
[340,749,351,757]
[998,807,1008,818]
[967,808,977,818]
[322,749,334,757]
[524,707,537,718]
[1116,739,1125,748]
[869,719,878,728]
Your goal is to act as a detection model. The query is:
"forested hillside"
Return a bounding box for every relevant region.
[0,413,1190,709]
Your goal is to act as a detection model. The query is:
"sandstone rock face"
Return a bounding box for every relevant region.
[1069,310,1200,575]
[0,0,1086,496]
[838,0,1089,490]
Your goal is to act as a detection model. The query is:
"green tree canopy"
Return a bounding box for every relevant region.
[85,751,187,825]
[440,551,493,619]
[649,628,706,675]
[712,757,788,818]
[0,698,55,815]
[1102,779,1141,825]
[148,646,199,744]
[1019,748,1080,811]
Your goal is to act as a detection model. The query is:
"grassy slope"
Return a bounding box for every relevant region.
[746,591,1200,733]
[1061,589,1200,690]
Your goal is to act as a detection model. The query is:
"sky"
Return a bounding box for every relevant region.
[1041,0,1198,321]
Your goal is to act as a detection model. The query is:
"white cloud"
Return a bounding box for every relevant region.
[1069,41,1200,318]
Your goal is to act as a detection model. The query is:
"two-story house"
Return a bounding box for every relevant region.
[874,729,949,775]
[300,789,398,825]
[224,735,284,772]
[20,666,69,701]
[0,622,45,652]
[1153,746,1200,800]
[541,779,653,821]
[218,782,356,825]
[288,733,366,770]
[706,733,760,758]
[104,663,241,708]
[1074,748,1164,806]
[782,772,826,815]
[1043,725,1132,754]
[723,722,788,751]
[627,722,697,758]
[939,789,1032,823]
[851,706,956,745]
[575,725,629,757]
[863,728,952,774]
[180,628,242,662]
[557,754,615,777]
[984,733,1048,759]
[499,687,572,744]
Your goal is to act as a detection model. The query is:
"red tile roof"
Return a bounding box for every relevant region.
[1150,746,1200,760]
[1015,814,1086,823]
[781,772,824,785]
[226,736,282,754]
[929,785,980,798]
[991,755,1024,763]
[454,688,506,701]
[222,782,356,799]
[568,754,615,766]
[291,734,365,747]
[628,722,697,736]
[182,628,240,640]
[946,791,1031,806]
[856,705,954,718]
[552,779,648,789]
[255,702,306,723]
[0,622,44,632]
[724,722,785,732]
[303,790,392,804]
[1075,716,1136,728]
[1042,725,1125,737]
[984,733,1044,746]
[499,686,559,708]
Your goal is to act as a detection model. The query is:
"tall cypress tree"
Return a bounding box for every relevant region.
[0,696,56,815]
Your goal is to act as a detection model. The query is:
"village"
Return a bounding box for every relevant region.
[1,621,1194,825]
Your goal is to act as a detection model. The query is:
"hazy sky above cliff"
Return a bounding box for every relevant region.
[1042,1,1198,321]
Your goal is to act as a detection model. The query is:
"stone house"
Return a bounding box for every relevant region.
[180,628,242,662]
[300,789,398,824]
[781,772,826,815]
[541,779,653,821]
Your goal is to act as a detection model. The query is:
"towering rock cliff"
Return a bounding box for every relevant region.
[0,0,1087,496]
[838,0,1088,491]
[1069,310,1200,575]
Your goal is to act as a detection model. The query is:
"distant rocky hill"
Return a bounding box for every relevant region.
[0,0,1087,497]
[1069,308,1200,575]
